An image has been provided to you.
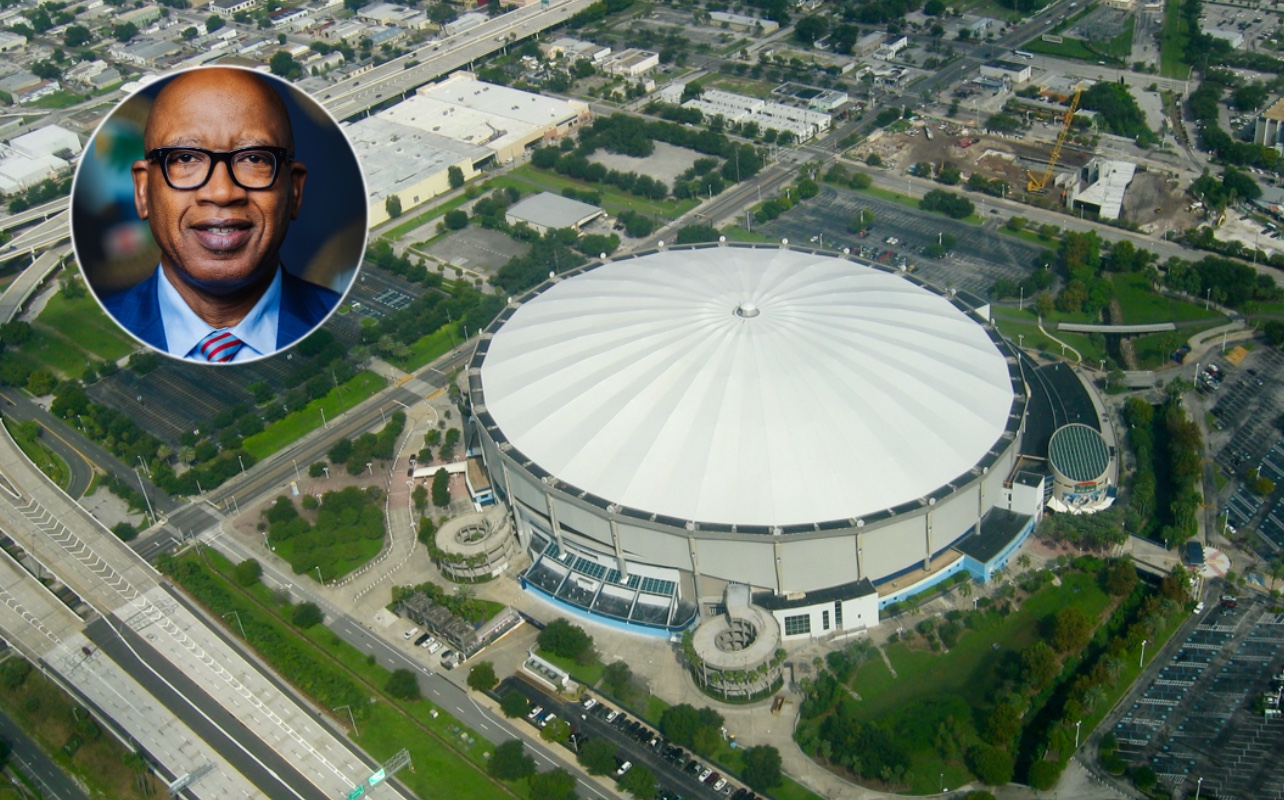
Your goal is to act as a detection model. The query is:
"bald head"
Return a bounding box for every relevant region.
[144,68,295,154]
[132,66,307,329]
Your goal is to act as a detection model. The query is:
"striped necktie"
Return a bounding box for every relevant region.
[194,330,244,363]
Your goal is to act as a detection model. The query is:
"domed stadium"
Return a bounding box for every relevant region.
[467,245,1043,638]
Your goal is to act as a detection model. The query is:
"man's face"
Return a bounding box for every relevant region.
[132,70,307,297]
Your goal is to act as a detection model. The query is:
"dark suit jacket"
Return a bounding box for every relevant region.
[102,267,341,356]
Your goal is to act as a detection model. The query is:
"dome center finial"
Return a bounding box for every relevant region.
[735,302,760,318]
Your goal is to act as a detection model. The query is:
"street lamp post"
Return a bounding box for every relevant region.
[315,566,324,584]
[292,458,301,482]
[335,705,359,737]
[1075,719,1082,749]
[320,407,329,429]
[134,468,156,527]
[1194,776,1203,800]
[222,611,246,639]
[1140,639,1148,668]
[238,455,246,475]
[322,466,330,480]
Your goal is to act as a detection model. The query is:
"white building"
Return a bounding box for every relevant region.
[11,125,80,159]
[601,49,658,77]
[1066,157,1136,220]
[540,37,611,62]
[0,31,25,53]
[707,11,779,34]
[979,60,1033,83]
[505,192,604,234]
[683,88,830,142]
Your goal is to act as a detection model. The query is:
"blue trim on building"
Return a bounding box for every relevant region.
[520,576,686,638]
[961,515,1038,582]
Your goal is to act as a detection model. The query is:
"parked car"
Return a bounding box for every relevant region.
[527,705,544,720]
[581,697,597,711]
[616,761,633,777]
[414,633,431,646]
[403,627,420,640]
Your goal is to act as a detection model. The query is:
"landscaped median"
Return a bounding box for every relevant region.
[158,549,523,800]
[241,371,385,461]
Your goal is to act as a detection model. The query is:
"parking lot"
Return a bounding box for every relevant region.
[759,186,1045,297]
[497,677,760,800]
[1106,595,1284,799]
[1204,346,1284,554]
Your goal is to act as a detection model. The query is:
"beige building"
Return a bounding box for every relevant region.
[1255,97,1284,147]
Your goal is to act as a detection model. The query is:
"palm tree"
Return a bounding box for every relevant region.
[1017,554,1032,572]
[958,580,973,599]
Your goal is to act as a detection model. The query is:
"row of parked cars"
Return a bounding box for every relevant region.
[576,694,761,799]
[402,626,461,669]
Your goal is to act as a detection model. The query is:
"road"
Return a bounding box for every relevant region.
[0,706,90,800]
[322,0,597,121]
[85,616,331,800]
[202,524,615,800]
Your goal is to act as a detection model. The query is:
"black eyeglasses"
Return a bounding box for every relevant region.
[145,146,291,191]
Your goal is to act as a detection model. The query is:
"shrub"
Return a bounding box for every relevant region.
[385,668,421,700]
[233,558,263,587]
[291,602,324,628]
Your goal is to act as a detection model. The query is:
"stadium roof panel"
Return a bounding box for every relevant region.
[479,248,1014,526]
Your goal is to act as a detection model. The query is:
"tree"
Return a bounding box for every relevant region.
[309,461,326,478]
[578,737,618,775]
[793,15,828,45]
[269,51,301,79]
[1052,607,1092,652]
[538,618,595,664]
[1104,558,1138,596]
[467,661,497,692]
[742,745,783,791]
[111,521,139,541]
[851,172,872,189]
[1132,765,1157,792]
[529,767,577,800]
[500,691,530,718]
[542,717,571,743]
[431,468,450,507]
[233,558,263,587]
[113,22,138,41]
[292,602,324,628]
[207,14,225,32]
[444,209,468,230]
[448,165,465,189]
[602,661,632,696]
[385,668,421,700]
[969,744,1014,785]
[920,189,974,219]
[64,25,91,47]
[619,764,656,799]
[385,194,402,219]
[489,739,536,781]
[182,26,198,40]
[0,660,30,689]
[924,0,945,13]
[1020,641,1059,689]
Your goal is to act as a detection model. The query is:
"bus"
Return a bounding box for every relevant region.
[1012,50,1034,59]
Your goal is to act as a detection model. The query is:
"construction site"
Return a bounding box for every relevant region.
[852,113,1197,233]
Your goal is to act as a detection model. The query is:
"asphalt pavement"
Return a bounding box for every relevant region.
[0,706,89,800]
[85,616,331,800]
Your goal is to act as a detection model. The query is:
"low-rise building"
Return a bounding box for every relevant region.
[1254,96,1284,148]
[505,192,604,234]
[1066,157,1136,221]
[979,59,1032,83]
[111,39,182,67]
[683,88,831,141]
[0,31,25,54]
[540,36,611,62]
[119,5,162,26]
[269,6,309,27]
[707,11,779,34]
[854,31,885,56]
[601,48,658,77]
[11,124,81,159]
[209,0,257,13]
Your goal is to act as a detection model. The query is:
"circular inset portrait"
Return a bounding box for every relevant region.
[71,65,367,364]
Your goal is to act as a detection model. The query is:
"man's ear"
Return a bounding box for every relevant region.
[288,160,307,220]
[132,159,150,220]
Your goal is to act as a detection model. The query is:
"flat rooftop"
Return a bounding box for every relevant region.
[344,116,489,204]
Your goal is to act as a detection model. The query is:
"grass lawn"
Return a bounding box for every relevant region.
[720,226,775,243]
[30,90,86,109]
[854,184,920,210]
[999,226,1057,248]
[180,550,516,799]
[390,324,456,373]
[536,649,605,687]
[1111,273,1222,325]
[813,571,1112,793]
[855,572,1110,721]
[706,73,775,99]
[1132,320,1225,369]
[7,421,69,491]
[1023,36,1099,63]
[0,663,162,799]
[1160,0,1192,79]
[273,531,383,582]
[991,307,1105,362]
[497,167,700,220]
[385,189,479,241]
[241,371,385,460]
[34,290,136,363]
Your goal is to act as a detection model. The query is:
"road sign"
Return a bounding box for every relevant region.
[368,769,387,787]
[347,787,365,800]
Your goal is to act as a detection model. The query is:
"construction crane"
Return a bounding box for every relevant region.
[1026,87,1083,194]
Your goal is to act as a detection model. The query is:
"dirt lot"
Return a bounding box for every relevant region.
[415,227,530,279]
[856,125,1195,232]
[590,141,702,186]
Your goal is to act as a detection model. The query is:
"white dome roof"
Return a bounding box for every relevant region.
[479,248,1014,527]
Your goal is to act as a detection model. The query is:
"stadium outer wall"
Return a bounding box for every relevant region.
[465,247,1034,639]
